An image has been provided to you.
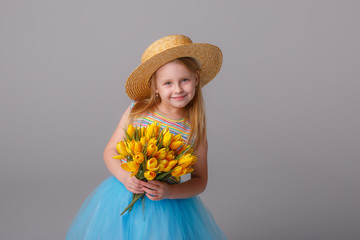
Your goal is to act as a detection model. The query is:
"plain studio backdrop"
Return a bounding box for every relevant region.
[1,1,359,239]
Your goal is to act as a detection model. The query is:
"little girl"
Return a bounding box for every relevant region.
[66,34,227,239]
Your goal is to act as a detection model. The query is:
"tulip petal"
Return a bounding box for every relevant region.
[127,124,135,139]
[144,171,156,180]
[112,154,126,159]
[133,152,144,163]
[121,163,132,172]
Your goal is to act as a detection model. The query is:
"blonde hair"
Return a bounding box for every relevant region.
[128,57,206,148]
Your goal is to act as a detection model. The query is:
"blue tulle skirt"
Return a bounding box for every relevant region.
[65,176,227,240]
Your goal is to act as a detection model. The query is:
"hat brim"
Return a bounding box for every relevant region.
[125,43,223,101]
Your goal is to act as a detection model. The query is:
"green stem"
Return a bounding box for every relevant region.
[120,193,145,215]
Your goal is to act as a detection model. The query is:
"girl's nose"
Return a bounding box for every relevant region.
[174,83,184,93]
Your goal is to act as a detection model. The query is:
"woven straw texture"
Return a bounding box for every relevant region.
[125,35,223,100]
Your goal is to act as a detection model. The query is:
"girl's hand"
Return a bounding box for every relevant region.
[141,180,171,201]
[123,174,145,194]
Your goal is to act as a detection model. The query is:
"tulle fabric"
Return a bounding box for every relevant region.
[66,176,227,240]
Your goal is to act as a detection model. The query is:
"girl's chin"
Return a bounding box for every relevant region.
[168,101,189,109]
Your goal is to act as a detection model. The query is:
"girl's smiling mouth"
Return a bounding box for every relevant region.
[171,95,187,100]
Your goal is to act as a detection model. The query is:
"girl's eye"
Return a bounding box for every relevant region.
[182,78,189,82]
[164,82,171,86]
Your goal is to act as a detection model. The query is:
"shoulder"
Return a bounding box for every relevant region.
[119,105,132,127]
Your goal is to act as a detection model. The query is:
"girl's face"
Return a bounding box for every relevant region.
[155,61,198,111]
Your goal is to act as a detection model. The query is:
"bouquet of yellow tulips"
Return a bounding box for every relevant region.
[113,121,197,215]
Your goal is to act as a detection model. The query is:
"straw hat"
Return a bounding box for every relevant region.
[125,34,223,100]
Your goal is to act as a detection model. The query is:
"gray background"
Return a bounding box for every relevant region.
[1,0,359,239]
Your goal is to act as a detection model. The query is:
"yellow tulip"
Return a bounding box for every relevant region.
[171,166,187,177]
[170,140,183,150]
[180,153,196,161]
[147,157,159,171]
[144,171,156,180]
[157,163,166,172]
[145,124,154,141]
[128,161,139,170]
[133,152,144,163]
[161,126,169,136]
[153,148,167,160]
[116,142,121,153]
[157,159,168,172]
[127,124,135,138]
[131,169,139,177]
[133,141,142,154]
[159,159,168,165]
[121,161,139,176]
[152,121,160,137]
[148,137,157,146]
[112,154,126,159]
[116,141,128,156]
[147,143,158,156]
[163,160,177,172]
[165,150,175,161]
[186,167,194,173]
[178,152,191,161]
[162,131,173,147]
[140,136,146,146]
[126,140,136,155]
[178,153,194,168]
[129,161,140,176]
[121,162,132,172]
[173,134,182,142]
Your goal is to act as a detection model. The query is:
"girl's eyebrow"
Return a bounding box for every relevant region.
[160,75,192,82]
[159,78,172,83]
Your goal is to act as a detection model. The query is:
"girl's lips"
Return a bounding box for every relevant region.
[172,95,186,100]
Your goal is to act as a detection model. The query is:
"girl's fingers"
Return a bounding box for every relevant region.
[128,178,167,197]
[142,186,157,196]
[148,180,162,186]
[133,185,144,192]
[141,180,160,189]
[125,179,145,194]
[146,193,160,201]
[130,177,142,185]
[126,184,142,193]
[131,189,144,194]
[129,177,146,188]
